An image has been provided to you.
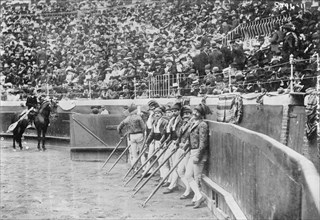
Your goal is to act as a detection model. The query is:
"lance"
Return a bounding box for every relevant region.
[122,140,148,181]
[7,108,34,133]
[142,148,191,207]
[124,140,171,187]
[101,134,127,170]
[132,146,178,196]
[131,140,172,190]
[106,143,131,174]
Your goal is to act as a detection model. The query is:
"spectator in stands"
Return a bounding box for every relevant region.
[0,0,319,99]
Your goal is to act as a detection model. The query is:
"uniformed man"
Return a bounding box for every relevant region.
[117,104,146,172]
[23,89,38,129]
[141,105,168,178]
[163,105,194,197]
[139,100,160,177]
[185,102,210,209]
[160,102,183,187]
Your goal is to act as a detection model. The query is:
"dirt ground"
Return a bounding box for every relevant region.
[0,139,214,220]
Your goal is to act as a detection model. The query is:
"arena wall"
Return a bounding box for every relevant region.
[203,121,320,220]
[0,95,288,141]
[1,95,318,170]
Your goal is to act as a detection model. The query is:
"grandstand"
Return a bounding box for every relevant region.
[0,0,319,101]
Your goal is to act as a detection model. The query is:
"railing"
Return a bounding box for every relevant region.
[203,120,320,220]
[149,74,171,98]
[223,15,291,45]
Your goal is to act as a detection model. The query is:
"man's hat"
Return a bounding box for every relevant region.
[148,100,159,109]
[212,67,220,73]
[194,102,212,116]
[235,72,245,81]
[128,103,137,113]
[154,105,165,114]
[92,108,99,114]
[164,103,173,112]
[282,23,294,31]
[171,102,182,111]
[180,105,192,118]
[205,64,211,70]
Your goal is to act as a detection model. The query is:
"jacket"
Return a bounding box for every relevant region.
[167,115,183,141]
[146,117,168,145]
[117,113,146,136]
[26,95,38,109]
[188,119,209,161]
[176,119,193,150]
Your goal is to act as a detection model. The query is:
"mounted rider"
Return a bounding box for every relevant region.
[19,88,38,129]
[21,88,49,129]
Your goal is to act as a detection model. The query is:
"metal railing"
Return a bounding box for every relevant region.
[223,15,291,46]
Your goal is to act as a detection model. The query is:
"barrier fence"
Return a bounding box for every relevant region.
[204,120,320,220]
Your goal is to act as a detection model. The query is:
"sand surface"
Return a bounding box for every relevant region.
[0,140,213,220]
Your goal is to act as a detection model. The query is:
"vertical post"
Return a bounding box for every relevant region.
[177,73,180,96]
[228,66,232,93]
[88,80,92,99]
[148,77,151,99]
[289,54,294,93]
[134,77,137,99]
[316,53,320,136]
[168,73,170,98]
[316,53,320,132]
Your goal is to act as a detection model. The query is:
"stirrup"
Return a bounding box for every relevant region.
[27,123,35,129]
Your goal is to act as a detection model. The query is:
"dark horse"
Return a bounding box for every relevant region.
[12,98,58,151]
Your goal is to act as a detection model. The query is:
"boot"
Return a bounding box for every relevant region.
[27,121,35,129]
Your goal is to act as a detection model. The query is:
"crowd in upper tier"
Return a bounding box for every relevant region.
[1,0,319,101]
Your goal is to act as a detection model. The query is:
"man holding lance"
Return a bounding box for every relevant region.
[22,88,39,129]
[139,100,161,178]
[185,102,211,209]
[160,102,183,188]
[141,105,168,179]
[163,105,194,197]
[117,104,145,172]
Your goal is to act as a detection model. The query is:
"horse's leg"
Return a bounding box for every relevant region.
[17,135,23,150]
[37,127,42,151]
[12,132,16,150]
[42,126,48,151]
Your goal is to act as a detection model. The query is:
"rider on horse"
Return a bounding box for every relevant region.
[23,89,39,129]
[20,88,46,129]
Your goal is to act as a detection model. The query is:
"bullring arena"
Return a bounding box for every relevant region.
[1,0,320,219]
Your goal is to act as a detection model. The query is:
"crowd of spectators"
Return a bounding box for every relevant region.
[0,0,319,101]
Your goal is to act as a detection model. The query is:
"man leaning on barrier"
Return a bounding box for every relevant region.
[163,105,194,197]
[117,104,146,172]
[185,102,211,209]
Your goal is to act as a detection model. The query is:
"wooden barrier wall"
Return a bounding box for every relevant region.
[70,113,126,148]
[203,121,320,220]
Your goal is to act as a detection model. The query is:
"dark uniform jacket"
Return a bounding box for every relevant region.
[176,119,193,150]
[146,117,168,145]
[26,95,38,109]
[188,119,209,162]
[167,115,183,141]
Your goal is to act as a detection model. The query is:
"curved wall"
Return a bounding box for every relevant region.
[0,96,286,142]
[204,121,320,220]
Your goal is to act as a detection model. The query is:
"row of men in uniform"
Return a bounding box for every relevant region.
[117,99,211,208]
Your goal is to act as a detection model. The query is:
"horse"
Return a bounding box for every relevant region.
[11,114,29,151]
[11,98,59,151]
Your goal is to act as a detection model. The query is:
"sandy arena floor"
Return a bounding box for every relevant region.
[0,139,214,220]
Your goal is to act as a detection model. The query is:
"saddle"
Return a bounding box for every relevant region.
[19,107,38,120]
